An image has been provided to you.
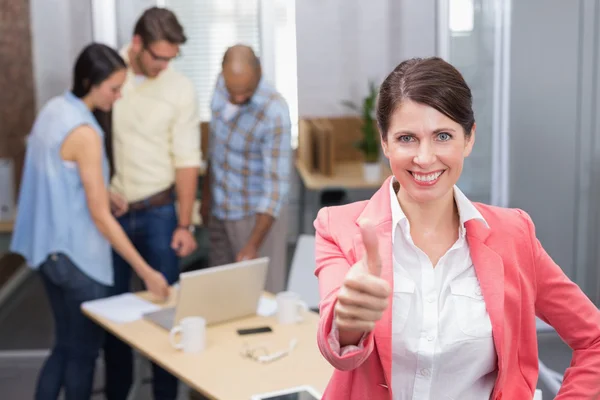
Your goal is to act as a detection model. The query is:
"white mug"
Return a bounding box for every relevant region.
[169,316,206,354]
[276,291,308,324]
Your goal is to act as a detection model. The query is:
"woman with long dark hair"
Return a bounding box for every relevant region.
[10,43,169,400]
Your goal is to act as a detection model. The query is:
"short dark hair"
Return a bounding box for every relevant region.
[376,57,475,140]
[71,43,126,98]
[133,7,187,46]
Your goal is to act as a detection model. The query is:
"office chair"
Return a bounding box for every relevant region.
[287,234,320,312]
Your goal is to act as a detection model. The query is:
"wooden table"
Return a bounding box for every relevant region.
[0,220,13,233]
[295,160,391,234]
[83,292,333,400]
[295,160,390,191]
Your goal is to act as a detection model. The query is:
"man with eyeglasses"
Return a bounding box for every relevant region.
[103,7,201,400]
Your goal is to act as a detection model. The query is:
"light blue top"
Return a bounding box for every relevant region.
[10,91,113,286]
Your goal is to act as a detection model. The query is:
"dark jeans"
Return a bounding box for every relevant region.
[36,253,110,400]
[103,203,180,400]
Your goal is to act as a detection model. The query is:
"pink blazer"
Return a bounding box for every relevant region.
[314,178,600,400]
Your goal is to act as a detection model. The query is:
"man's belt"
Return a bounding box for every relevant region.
[128,186,175,211]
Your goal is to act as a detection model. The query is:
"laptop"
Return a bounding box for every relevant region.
[143,257,269,330]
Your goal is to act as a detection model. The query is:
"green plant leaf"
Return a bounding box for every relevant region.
[341,81,381,162]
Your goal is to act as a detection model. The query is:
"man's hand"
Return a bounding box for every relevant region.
[236,242,258,262]
[335,220,391,334]
[236,213,274,262]
[109,191,128,217]
[171,228,197,257]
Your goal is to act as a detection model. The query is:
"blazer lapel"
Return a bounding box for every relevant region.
[353,177,394,389]
[466,219,507,382]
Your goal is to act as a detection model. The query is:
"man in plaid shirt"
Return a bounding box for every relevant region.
[201,45,291,292]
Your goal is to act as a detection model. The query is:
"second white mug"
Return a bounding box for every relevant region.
[169,316,206,354]
[276,291,308,324]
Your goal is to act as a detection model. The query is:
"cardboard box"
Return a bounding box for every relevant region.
[297,119,336,176]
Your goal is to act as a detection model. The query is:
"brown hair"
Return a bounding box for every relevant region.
[376,57,474,140]
[133,7,187,46]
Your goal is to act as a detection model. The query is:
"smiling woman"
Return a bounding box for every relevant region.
[378,57,475,206]
[313,56,600,400]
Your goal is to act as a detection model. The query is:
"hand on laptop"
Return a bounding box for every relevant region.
[236,243,258,262]
[143,269,170,301]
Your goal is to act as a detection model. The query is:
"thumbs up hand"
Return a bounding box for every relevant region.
[334,220,391,335]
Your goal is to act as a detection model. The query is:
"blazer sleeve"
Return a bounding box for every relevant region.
[520,210,600,399]
[314,208,375,371]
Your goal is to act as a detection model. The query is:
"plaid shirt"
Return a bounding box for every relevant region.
[209,75,291,220]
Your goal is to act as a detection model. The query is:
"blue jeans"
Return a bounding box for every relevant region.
[103,203,180,400]
[36,253,110,400]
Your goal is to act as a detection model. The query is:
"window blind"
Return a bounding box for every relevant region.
[161,0,298,146]
[163,0,261,121]
[272,0,299,147]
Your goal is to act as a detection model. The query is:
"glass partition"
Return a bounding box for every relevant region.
[438,0,511,206]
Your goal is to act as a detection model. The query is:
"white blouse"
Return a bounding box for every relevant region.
[388,181,497,399]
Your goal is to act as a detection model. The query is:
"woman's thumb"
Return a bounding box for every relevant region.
[359,219,381,276]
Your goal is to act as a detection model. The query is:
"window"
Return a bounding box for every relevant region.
[161,0,262,121]
[449,0,474,34]
[159,0,299,149]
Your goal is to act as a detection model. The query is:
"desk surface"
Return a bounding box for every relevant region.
[295,160,390,190]
[0,220,13,233]
[83,292,333,400]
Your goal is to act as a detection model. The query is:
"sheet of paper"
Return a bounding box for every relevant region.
[256,295,278,317]
[82,293,161,324]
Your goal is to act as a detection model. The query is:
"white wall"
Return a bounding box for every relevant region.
[288,0,436,240]
[392,0,437,63]
[295,0,436,117]
[30,0,93,109]
[295,0,356,116]
[116,0,157,48]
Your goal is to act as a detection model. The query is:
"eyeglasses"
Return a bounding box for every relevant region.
[144,45,181,62]
[240,338,298,364]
